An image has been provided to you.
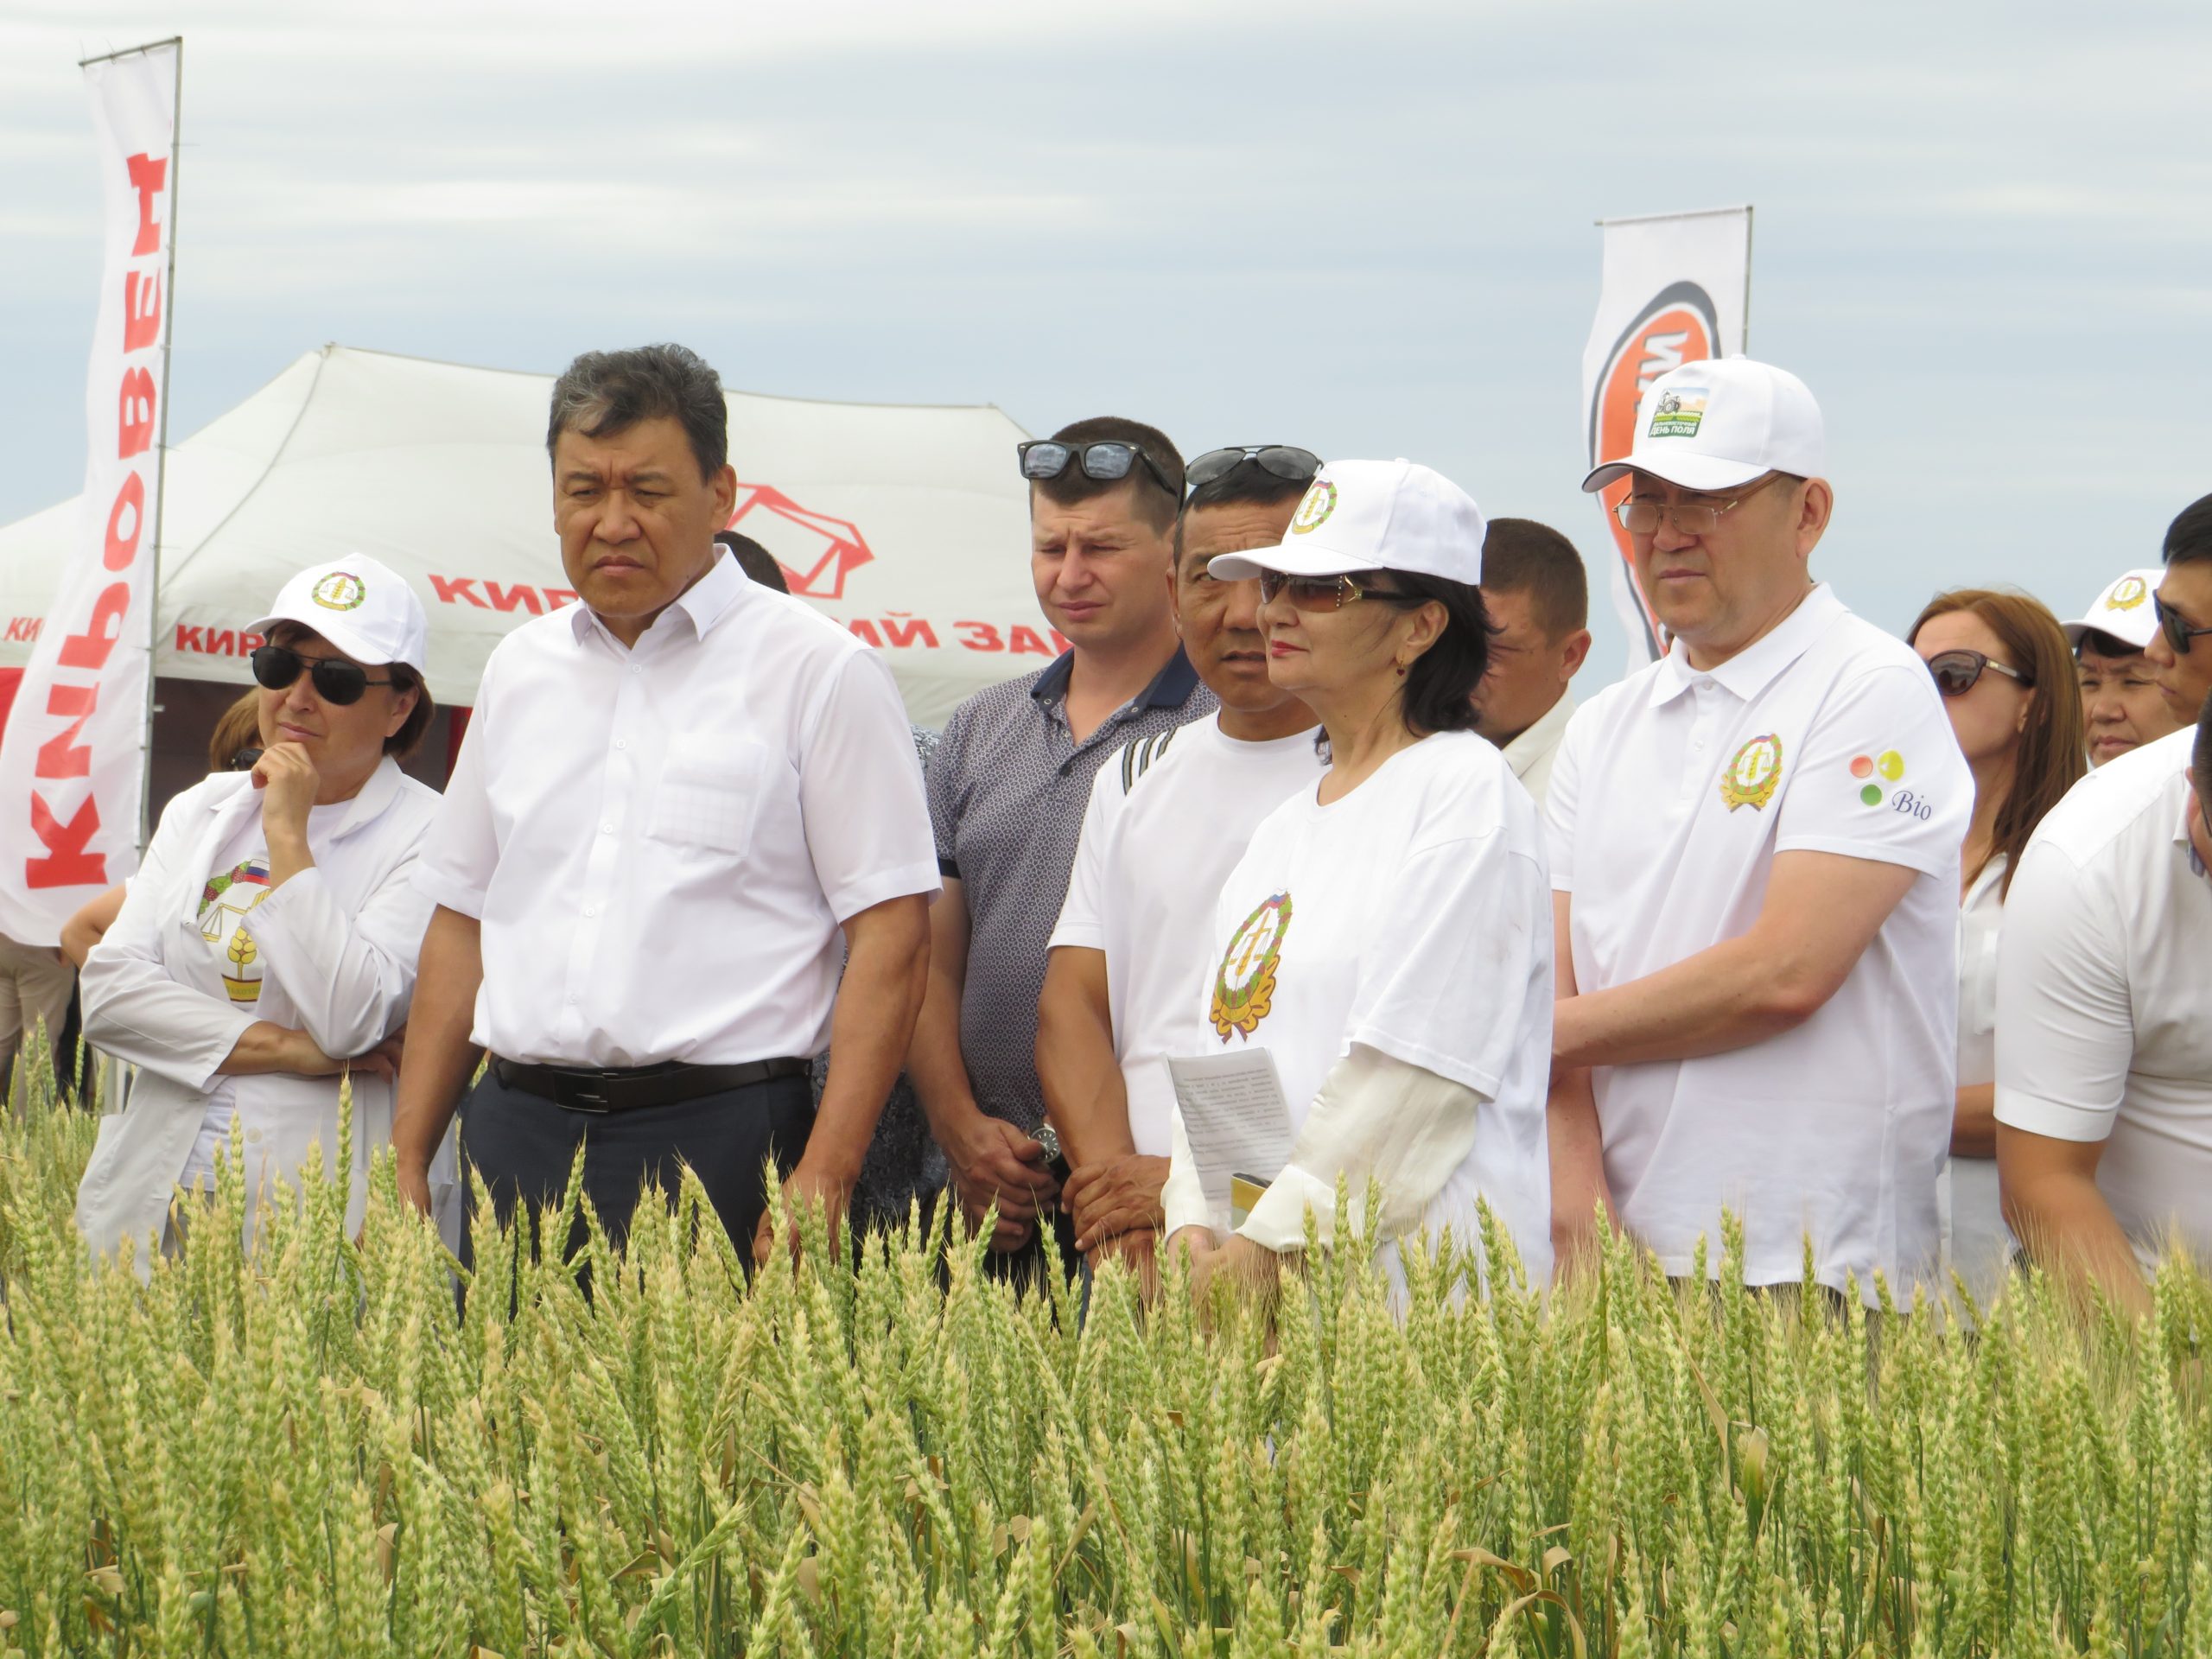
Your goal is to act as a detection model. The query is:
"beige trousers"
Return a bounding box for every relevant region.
[0,931,76,1107]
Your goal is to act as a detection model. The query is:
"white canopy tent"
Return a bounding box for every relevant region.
[0,345,1049,734]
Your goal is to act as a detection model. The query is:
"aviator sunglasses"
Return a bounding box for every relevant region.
[250,644,398,707]
[1924,649,2029,699]
[1184,445,1324,491]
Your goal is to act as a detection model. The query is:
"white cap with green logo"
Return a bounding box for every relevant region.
[1581,355,1826,495]
[1205,458,1486,586]
[247,554,429,672]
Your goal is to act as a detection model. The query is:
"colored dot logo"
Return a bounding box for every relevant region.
[1850,749,1905,806]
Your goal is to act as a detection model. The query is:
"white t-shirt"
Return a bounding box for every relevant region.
[1545,584,1969,1295]
[1944,855,2012,1302]
[1994,728,2212,1266]
[1193,731,1554,1281]
[1048,715,1325,1156]
[182,802,350,1185]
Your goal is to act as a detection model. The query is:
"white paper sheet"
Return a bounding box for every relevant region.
[1168,1049,1295,1212]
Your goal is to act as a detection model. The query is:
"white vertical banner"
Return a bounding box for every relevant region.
[0,40,180,944]
[1580,206,1751,670]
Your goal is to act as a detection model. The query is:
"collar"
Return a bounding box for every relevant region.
[1649,583,1846,709]
[1501,689,1577,776]
[1031,645,1201,711]
[567,549,747,647]
[202,756,404,845]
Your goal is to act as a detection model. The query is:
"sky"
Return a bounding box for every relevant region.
[3,0,2209,683]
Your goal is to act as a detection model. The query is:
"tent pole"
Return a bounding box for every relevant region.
[137,38,183,855]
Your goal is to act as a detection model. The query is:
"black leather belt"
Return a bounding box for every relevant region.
[490,1056,809,1115]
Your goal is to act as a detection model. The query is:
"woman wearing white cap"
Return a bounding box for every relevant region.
[2064,569,2185,767]
[74,556,456,1267]
[1160,459,1554,1300]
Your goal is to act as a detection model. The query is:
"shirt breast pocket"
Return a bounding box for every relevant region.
[648,738,772,856]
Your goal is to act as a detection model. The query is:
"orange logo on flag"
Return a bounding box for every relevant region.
[725,481,876,601]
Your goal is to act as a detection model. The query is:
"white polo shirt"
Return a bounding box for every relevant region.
[1545,583,1969,1294]
[414,552,940,1067]
[1993,728,2212,1265]
[1047,715,1325,1157]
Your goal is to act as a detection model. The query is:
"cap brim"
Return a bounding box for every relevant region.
[2063,617,2157,650]
[1580,453,1776,494]
[247,606,399,669]
[1207,537,1376,582]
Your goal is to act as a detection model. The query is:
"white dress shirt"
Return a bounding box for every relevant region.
[414,553,939,1068]
[1943,855,2013,1301]
[1994,728,2212,1265]
[1545,583,1969,1296]
[1500,689,1577,807]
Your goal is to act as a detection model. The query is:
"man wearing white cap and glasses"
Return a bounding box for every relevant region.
[2064,569,2183,768]
[1544,357,1969,1300]
[75,555,454,1263]
[1160,459,1554,1302]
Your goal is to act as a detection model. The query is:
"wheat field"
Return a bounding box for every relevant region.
[3,1065,2210,1657]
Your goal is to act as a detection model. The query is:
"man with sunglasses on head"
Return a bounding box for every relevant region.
[1993,501,2212,1318]
[1544,357,1970,1303]
[1036,446,1326,1287]
[393,344,938,1272]
[909,416,1215,1272]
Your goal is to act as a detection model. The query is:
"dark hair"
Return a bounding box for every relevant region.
[715,530,789,594]
[1374,569,1491,737]
[208,691,261,773]
[547,344,728,483]
[1032,416,1183,533]
[2164,493,2212,569]
[1173,458,1310,569]
[385,664,435,759]
[1908,588,2086,896]
[1480,518,1589,638]
[2075,626,2144,661]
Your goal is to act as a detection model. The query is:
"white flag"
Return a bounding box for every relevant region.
[0,42,179,944]
[1580,207,1751,671]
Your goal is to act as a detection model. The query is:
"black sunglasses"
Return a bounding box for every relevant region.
[250,644,397,707]
[1185,445,1324,491]
[1924,649,2029,698]
[1017,439,1179,500]
[2155,593,2212,656]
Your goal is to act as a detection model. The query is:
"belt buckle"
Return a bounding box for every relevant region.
[557,1069,621,1114]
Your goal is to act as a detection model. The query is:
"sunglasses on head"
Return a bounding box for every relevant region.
[2155,593,2212,656]
[1184,445,1324,491]
[1017,439,1179,500]
[250,644,397,707]
[1924,649,2029,698]
[1255,570,1421,612]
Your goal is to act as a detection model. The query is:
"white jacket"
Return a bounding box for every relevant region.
[74,758,458,1268]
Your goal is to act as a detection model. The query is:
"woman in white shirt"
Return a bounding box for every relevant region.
[1907,588,2084,1306]
[75,556,455,1267]
[1160,460,1554,1302]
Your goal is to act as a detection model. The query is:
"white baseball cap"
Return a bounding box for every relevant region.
[248,555,429,673]
[2062,568,2164,651]
[1581,355,1826,494]
[1206,459,1485,587]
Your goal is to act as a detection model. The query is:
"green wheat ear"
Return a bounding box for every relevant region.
[0,1076,2205,1656]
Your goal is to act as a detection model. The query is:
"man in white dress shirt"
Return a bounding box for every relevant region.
[393,345,937,1268]
[1472,518,1592,806]
[1544,357,1968,1299]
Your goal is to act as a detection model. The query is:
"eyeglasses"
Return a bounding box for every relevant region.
[1614,471,1789,537]
[250,644,397,707]
[2155,593,2212,656]
[1255,570,1421,612]
[1185,445,1324,491]
[1924,649,2029,698]
[1017,439,1179,500]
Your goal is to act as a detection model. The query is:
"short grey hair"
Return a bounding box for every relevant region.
[546,343,728,482]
